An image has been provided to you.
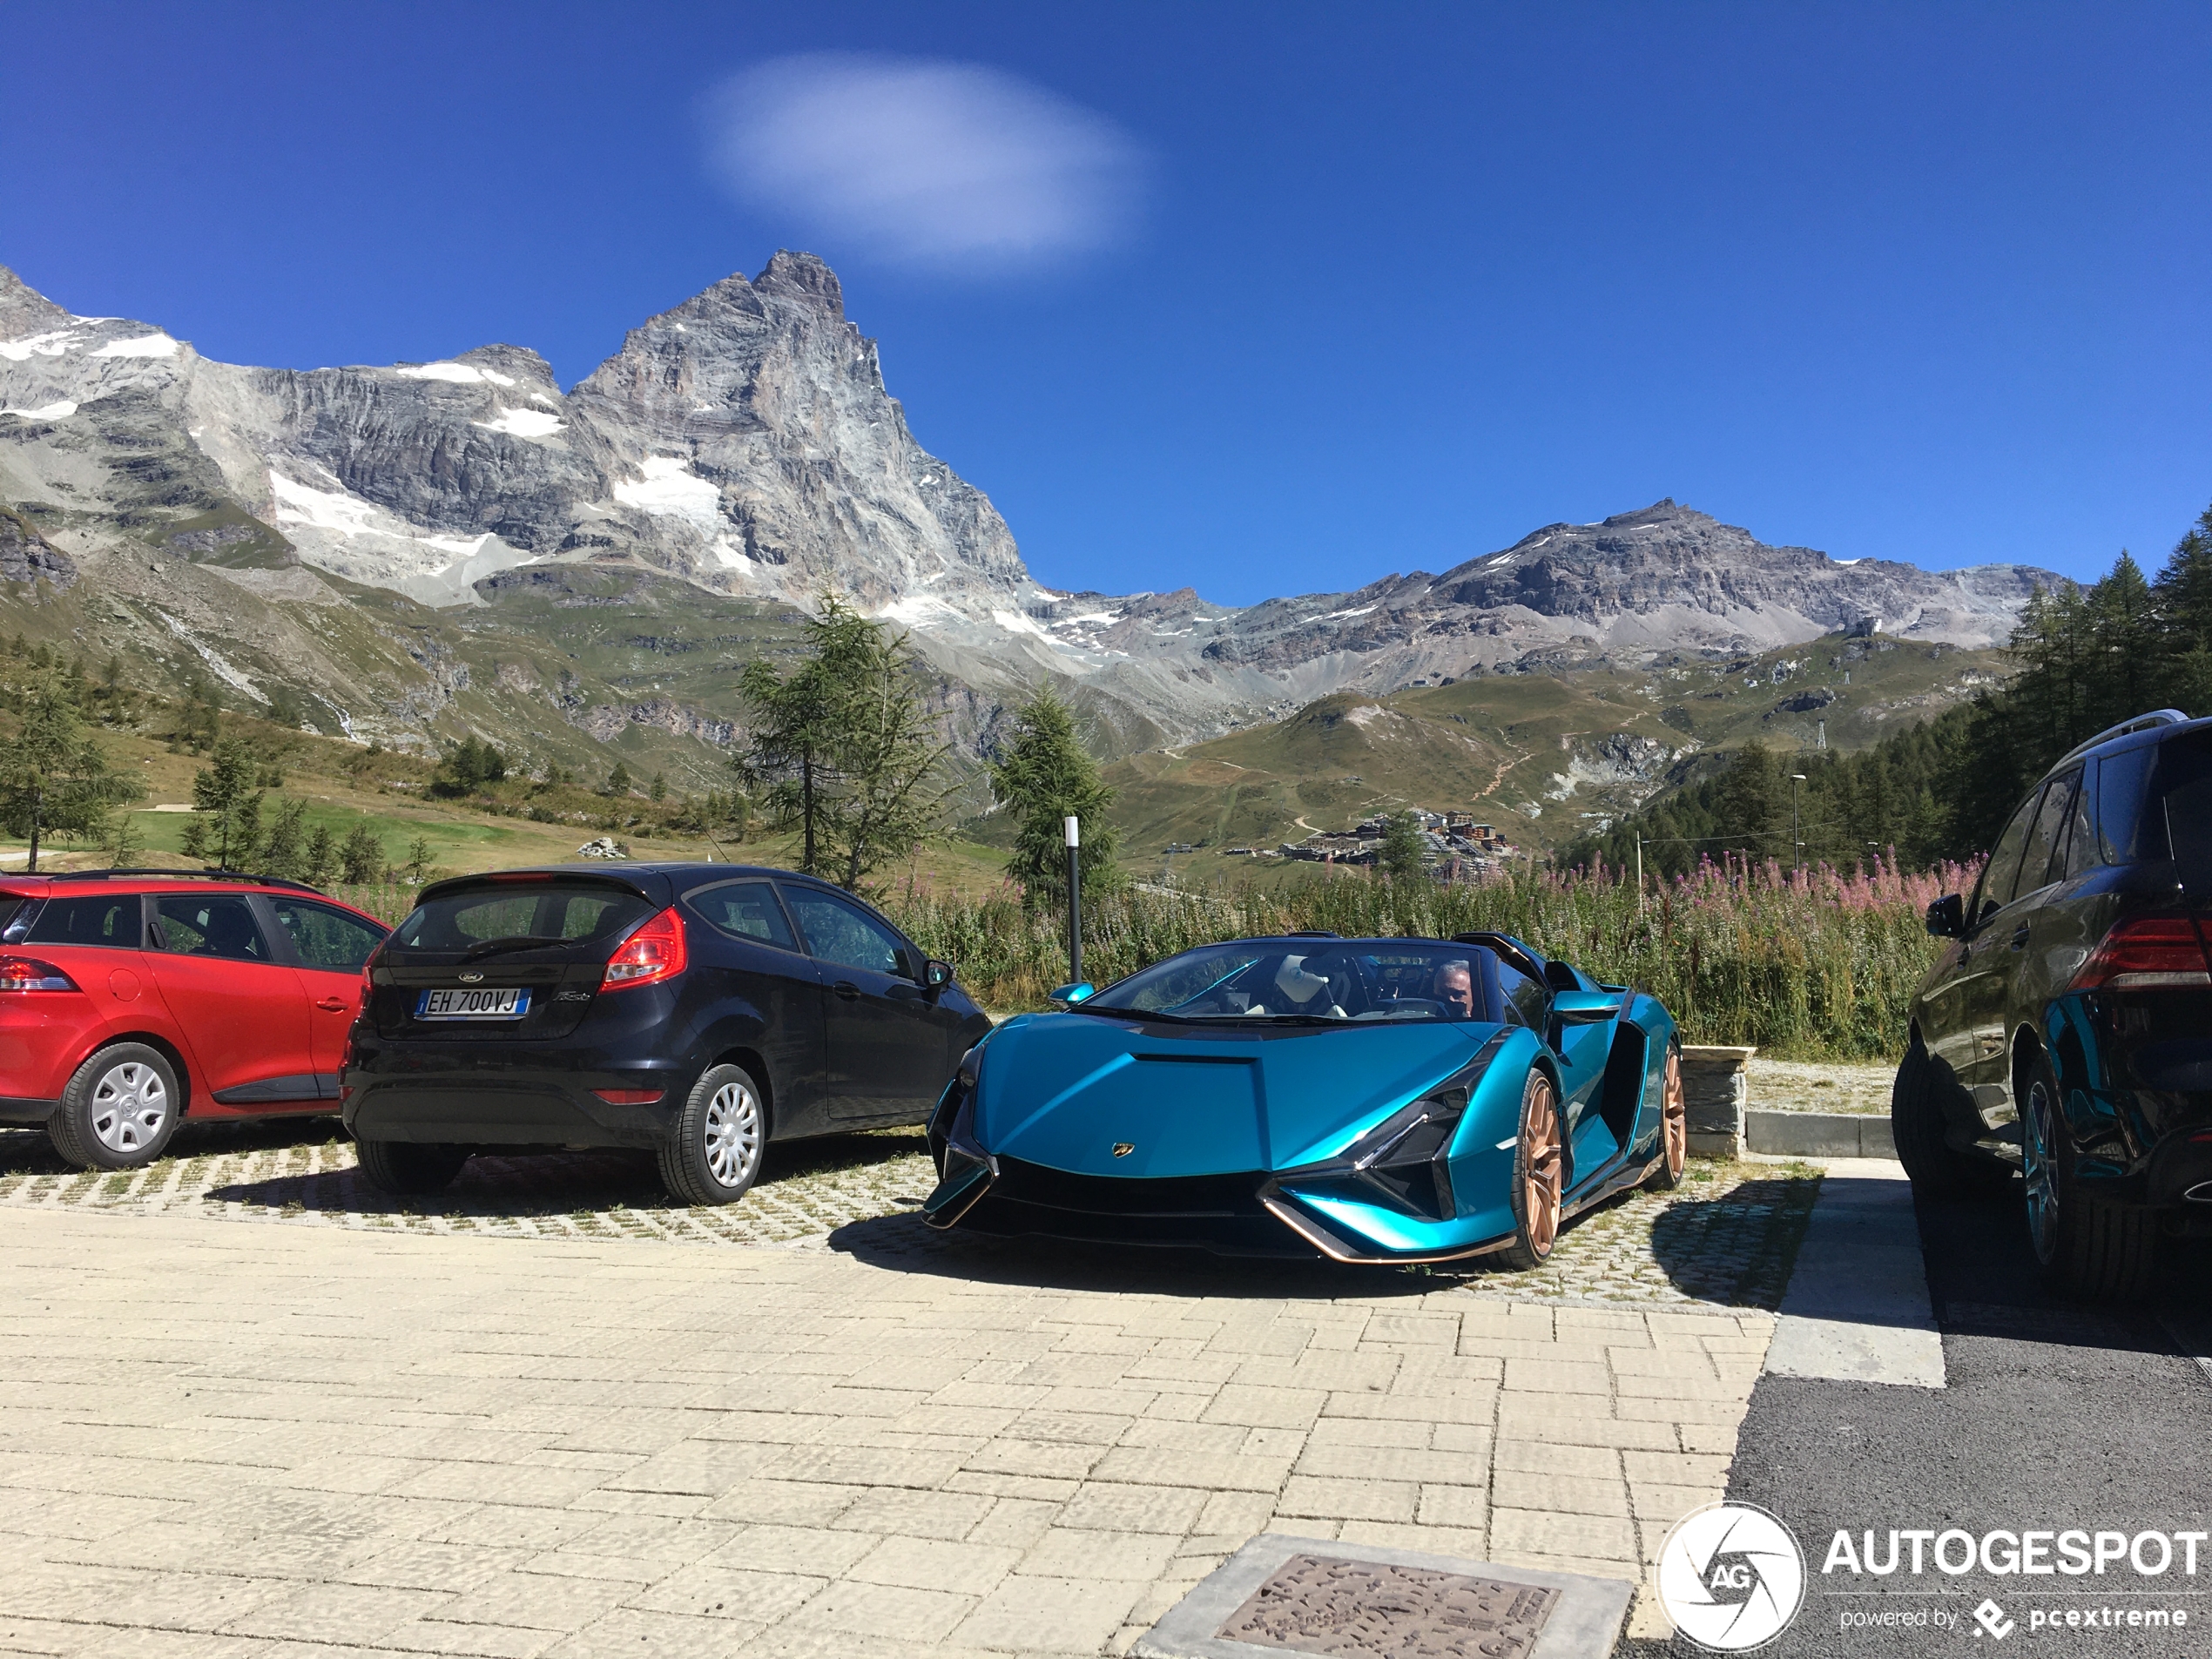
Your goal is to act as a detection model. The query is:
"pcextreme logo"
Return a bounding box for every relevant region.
[1656,1501,1809,1652]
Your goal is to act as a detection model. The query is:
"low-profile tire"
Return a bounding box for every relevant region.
[355,1138,469,1197]
[1495,1069,1564,1271]
[2020,1048,2158,1302]
[47,1042,181,1170]
[1643,1041,1687,1192]
[658,1063,766,1207]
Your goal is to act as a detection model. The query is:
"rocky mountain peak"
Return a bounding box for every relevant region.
[0,266,71,337]
[754,250,846,317]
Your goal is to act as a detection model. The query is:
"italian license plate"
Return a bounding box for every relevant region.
[415,987,530,1020]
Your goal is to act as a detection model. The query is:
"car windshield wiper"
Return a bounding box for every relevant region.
[1070,1004,1191,1022]
[459,934,569,961]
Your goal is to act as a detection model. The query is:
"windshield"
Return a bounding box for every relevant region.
[391,882,653,957]
[1082,940,1507,1023]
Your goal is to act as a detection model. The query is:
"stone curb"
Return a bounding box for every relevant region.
[1745,1109,1897,1159]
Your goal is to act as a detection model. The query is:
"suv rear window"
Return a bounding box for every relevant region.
[391,882,654,956]
[2149,731,2212,886]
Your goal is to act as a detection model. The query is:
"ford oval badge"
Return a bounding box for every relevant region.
[1112,1142,1135,1158]
[459,972,483,984]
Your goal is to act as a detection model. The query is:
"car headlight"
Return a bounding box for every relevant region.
[1278,1033,1507,1224]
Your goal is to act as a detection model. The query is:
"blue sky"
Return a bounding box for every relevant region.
[4,2,2208,605]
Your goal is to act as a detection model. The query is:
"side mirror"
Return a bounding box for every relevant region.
[1925,894,1965,939]
[925,959,954,989]
[1550,989,1619,1023]
[1049,981,1096,1006]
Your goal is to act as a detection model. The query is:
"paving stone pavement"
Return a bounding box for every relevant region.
[0,1204,1775,1656]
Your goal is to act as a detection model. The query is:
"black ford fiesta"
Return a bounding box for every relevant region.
[341,863,989,1204]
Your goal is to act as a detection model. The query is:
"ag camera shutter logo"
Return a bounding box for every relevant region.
[1656,1501,1807,1651]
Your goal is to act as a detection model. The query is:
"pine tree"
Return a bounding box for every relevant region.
[989,686,1123,905]
[1379,811,1427,880]
[0,670,142,872]
[340,822,387,884]
[180,738,263,868]
[304,823,338,886]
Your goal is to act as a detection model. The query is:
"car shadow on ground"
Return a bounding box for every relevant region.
[0,1118,931,1226]
[823,1210,1453,1301]
[1916,1180,2212,1356]
[1641,1175,1827,1310]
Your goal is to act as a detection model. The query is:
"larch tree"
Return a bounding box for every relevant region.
[989,685,1123,906]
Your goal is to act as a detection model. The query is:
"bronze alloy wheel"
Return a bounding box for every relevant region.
[1648,1042,1688,1190]
[1499,1070,1563,1270]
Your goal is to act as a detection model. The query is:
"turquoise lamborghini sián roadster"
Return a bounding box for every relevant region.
[921,932,1688,1266]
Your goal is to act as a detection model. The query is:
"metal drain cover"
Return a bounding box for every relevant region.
[1134,1533,1634,1659]
[1220,1552,1558,1658]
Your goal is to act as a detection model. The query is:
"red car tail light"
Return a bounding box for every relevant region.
[0,955,78,993]
[591,1087,667,1105]
[2070,917,2212,991]
[602,906,687,992]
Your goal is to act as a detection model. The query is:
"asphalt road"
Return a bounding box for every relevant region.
[1629,1181,2212,1658]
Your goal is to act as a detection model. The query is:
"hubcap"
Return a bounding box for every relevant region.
[89,1062,167,1154]
[701,1080,762,1189]
[1662,1048,1687,1179]
[2023,1079,2060,1262]
[1522,1078,1563,1257]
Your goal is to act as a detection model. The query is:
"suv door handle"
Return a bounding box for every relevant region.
[833,981,860,1001]
[2010,925,2030,951]
[314,997,349,1012]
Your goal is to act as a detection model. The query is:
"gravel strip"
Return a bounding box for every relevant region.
[0,1121,1819,1310]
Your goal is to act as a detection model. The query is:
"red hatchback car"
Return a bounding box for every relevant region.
[0,871,388,1169]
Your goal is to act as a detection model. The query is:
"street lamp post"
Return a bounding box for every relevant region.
[1063,815,1082,987]
[1790,773,1808,872]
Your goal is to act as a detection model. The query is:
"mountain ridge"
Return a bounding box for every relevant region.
[2,254,2057,777]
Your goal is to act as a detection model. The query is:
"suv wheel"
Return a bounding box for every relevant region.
[2020,1049,2157,1301]
[355,1140,469,1197]
[1891,1035,2006,1195]
[658,1063,765,1206]
[48,1043,181,1170]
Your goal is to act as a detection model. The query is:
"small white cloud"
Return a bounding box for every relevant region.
[704,53,1143,270]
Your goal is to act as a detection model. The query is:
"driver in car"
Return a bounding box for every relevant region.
[1433,960,1474,1019]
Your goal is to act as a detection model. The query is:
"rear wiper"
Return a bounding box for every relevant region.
[460,934,568,961]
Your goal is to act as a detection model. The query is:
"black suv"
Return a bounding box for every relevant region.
[342,864,989,1205]
[1897,710,2212,1298]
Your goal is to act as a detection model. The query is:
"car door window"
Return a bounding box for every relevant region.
[2019,770,2080,896]
[267,899,385,973]
[154,894,272,961]
[1973,790,2043,924]
[783,888,907,977]
[2060,765,2099,882]
[685,880,799,950]
[24,894,139,948]
[2095,744,2159,863]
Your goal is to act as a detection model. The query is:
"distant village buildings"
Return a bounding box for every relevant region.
[1260,809,1515,876]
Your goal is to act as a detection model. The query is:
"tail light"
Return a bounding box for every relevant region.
[602,907,687,992]
[0,956,77,993]
[2070,917,2212,991]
